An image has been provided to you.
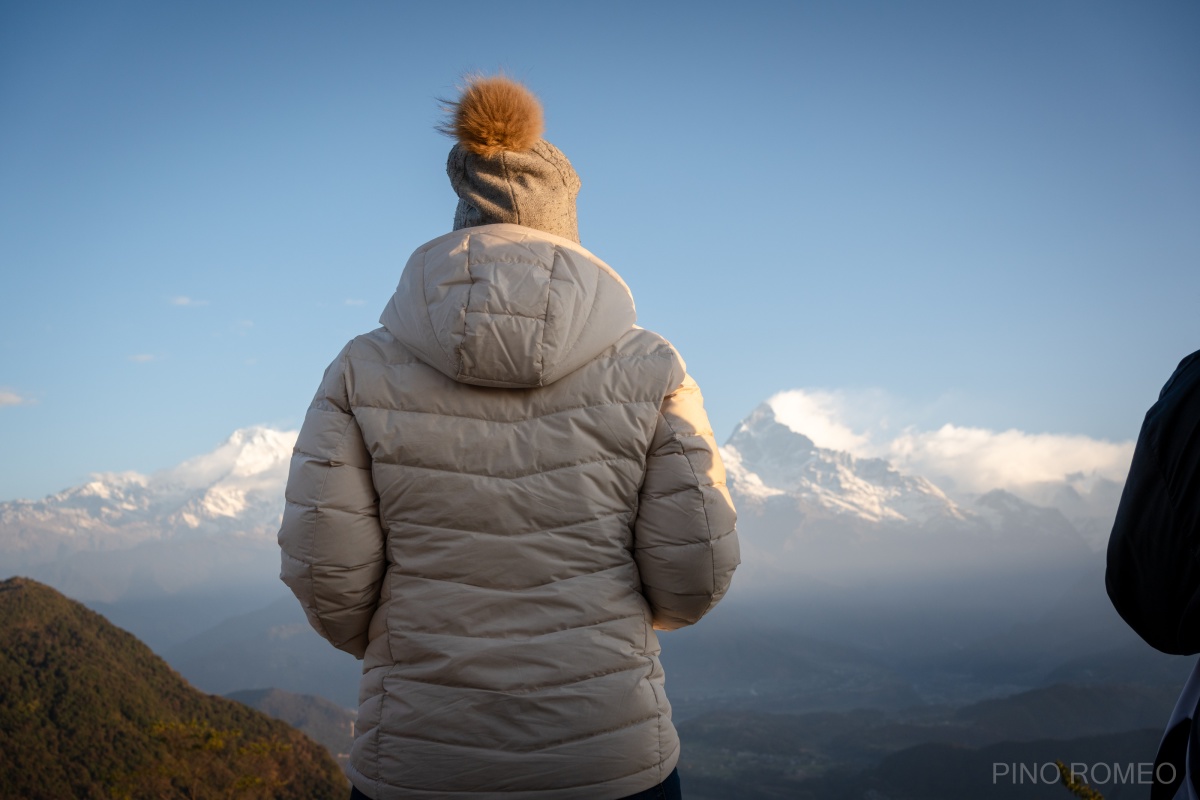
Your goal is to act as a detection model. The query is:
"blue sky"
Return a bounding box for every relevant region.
[2,1,1197,502]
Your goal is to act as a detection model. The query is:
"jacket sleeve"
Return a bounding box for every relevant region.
[1106,349,1200,655]
[634,372,740,631]
[278,343,385,659]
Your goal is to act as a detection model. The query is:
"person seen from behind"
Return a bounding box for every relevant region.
[277,75,740,800]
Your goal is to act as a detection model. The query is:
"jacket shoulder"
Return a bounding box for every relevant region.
[614,327,687,388]
[610,326,681,363]
[344,327,423,366]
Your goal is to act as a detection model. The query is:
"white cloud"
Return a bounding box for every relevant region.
[768,389,874,453]
[170,296,208,307]
[0,389,30,407]
[767,388,1134,498]
[887,424,1132,496]
[343,299,365,306]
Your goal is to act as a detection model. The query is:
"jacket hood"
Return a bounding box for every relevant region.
[380,224,637,388]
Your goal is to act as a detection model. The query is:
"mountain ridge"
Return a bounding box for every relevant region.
[0,426,297,565]
[2,406,1093,568]
[0,576,346,798]
[722,402,1088,541]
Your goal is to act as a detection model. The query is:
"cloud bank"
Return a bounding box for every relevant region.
[767,388,1134,498]
[887,424,1132,496]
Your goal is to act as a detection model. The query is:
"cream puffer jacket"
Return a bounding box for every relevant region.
[279,224,739,800]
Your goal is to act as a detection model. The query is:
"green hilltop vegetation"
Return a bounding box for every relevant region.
[0,577,347,799]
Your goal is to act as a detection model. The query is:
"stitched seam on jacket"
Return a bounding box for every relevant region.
[418,248,456,371]
[329,596,377,648]
[639,482,714,502]
[367,718,662,767]
[283,499,378,521]
[384,455,639,481]
[371,691,384,793]
[536,257,553,379]
[288,449,373,474]
[463,308,546,321]
[551,252,627,374]
[459,241,488,380]
[658,403,717,596]
[640,585,711,597]
[394,563,630,591]
[467,254,551,270]
[304,399,354,643]
[381,660,647,697]
[389,612,643,641]
[350,398,658,424]
[656,674,664,783]
[643,527,734,554]
[385,507,632,538]
[309,555,385,572]
[396,570,631,591]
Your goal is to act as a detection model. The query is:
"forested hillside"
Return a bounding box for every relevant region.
[0,577,347,799]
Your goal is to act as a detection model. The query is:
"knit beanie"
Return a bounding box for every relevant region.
[442,75,582,243]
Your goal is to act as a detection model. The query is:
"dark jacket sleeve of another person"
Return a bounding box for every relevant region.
[1106,349,1200,655]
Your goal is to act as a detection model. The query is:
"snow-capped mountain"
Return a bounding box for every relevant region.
[722,402,1083,540]
[717,400,1092,597]
[0,427,297,567]
[722,403,966,526]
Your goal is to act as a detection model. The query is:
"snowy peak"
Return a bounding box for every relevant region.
[219,426,294,477]
[721,403,963,525]
[50,472,150,510]
[723,404,818,492]
[156,426,294,490]
[155,426,295,523]
[0,427,298,565]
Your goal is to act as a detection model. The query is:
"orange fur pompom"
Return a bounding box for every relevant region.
[440,75,544,157]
